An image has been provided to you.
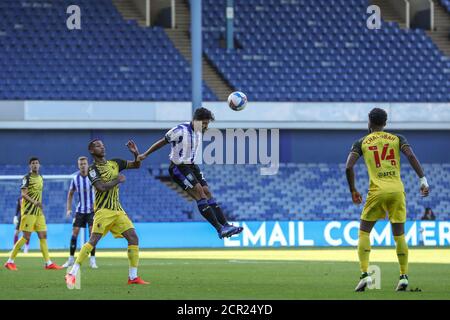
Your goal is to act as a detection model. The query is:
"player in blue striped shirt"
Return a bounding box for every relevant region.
[62,156,97,269]
[138,107,243,239]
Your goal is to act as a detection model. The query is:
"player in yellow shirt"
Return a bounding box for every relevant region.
[4,157,63,271]
[65,139,149,288]
[345,108,430,292]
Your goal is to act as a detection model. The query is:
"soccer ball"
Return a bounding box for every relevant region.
[227,91,247,111]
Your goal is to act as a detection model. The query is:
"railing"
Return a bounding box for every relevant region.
[146,0,150,27]
[171,0,176,29]
[404,0,410,29]
[429,0,435,30]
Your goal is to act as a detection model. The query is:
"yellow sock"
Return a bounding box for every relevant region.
[10,237,27,260]
[75,243,93,266]
[39,239,50,262]
[127,245,139,268]
[394,235,409,275]
[357,230,371,273]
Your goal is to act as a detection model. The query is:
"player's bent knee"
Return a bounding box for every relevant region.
[194,184,207,199]
[391,223,405,236]
[122,229,139,245]
[88,233,102,246]
[203,186,212,198]
[189,185,205,200]
[359,220,376,233]
[128,237,139,246]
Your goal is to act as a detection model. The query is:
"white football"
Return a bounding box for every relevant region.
[227,91,248,111]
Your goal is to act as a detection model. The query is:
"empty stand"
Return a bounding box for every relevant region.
[202,0,450,102]
[0,0,217,100]
[1,0,448,101]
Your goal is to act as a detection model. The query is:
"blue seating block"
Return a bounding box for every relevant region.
[201,0,449,102]
[0,161,447,224]
[0,0,217,101]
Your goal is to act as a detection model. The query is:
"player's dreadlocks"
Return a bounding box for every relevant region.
[369,108,387,126]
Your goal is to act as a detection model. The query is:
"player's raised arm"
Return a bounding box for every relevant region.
[401,145,429,197]
[345,151,363,204]
[125,140,141,169]
[137,137,169,161]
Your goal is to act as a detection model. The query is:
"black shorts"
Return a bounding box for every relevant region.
[72,212,94,228]
[168,162,208,190]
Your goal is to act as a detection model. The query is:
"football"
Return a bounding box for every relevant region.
[227,91,248,111]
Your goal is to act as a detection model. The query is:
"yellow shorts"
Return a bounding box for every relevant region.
[19,214,47,233]
[361,192,407,223]
[92,208,134,238]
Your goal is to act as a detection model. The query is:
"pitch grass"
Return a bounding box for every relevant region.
[0,247,449,300]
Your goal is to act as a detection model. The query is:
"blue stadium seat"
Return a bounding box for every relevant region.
[1,163,449,223]
[0,0,217,101]
[1,0,448,102]
[200,0,449,102]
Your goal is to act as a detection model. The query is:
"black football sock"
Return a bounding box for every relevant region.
[90,247,96,257]
[70,235,77,256]
[208,198,229,226]
[197,199,222,231]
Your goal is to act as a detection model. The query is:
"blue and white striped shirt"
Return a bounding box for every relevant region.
[165,121,202,164]
[70,172,95,214]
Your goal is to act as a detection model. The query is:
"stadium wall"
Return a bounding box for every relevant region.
[1,101,450,129]
[0,221,448,249]
[0,129,449,165]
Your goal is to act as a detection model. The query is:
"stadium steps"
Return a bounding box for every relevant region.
[426,1,450,56]
[371,0,407,29]
[112,0,146,27]
[165,0,234,100]
[156,175,195,202]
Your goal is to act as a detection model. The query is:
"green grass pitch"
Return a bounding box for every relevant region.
[1,248,449,300]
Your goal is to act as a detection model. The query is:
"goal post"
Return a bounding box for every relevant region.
[0,173,89,244]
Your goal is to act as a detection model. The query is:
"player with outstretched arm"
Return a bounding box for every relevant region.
[137,107,243,239]
[65,139,149,288]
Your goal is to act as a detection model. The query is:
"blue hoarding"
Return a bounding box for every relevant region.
[0,220,449,250]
